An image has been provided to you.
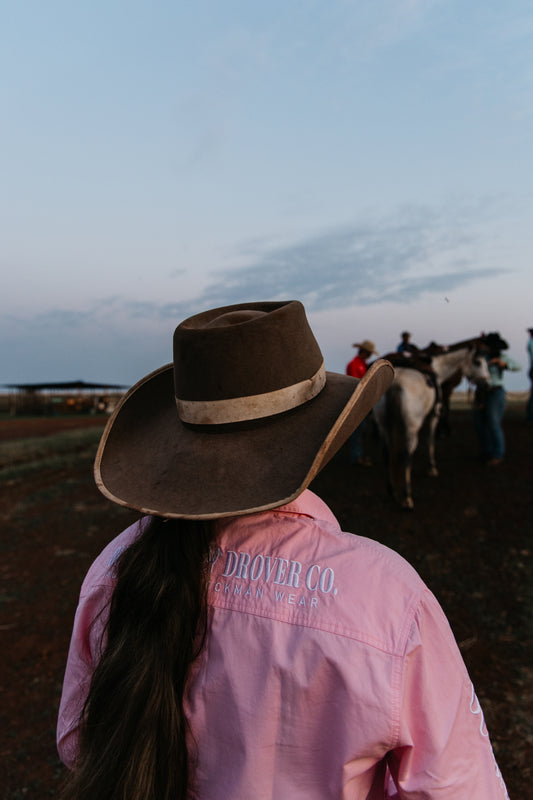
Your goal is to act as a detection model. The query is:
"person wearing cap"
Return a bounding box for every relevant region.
[345,339,378,466]
[527,328,533,423]
[57,301,508,800]
[473,332,521,466]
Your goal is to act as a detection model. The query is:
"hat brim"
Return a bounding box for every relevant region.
[95,359,393,519]
[352,343,379,355]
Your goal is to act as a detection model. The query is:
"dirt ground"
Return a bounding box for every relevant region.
[1,406,532,798]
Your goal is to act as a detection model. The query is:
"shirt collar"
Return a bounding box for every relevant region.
[274,489,340,528]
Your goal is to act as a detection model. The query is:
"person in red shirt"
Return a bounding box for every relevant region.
[346,339,378,464]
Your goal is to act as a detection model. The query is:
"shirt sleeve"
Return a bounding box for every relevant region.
[56,580,112,769]
[56,520,145,769]
[386,589,509,799]
[503,355,521,372]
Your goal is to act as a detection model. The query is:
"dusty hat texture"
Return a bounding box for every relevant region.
[95,301,393,519]
[352,339,379,356]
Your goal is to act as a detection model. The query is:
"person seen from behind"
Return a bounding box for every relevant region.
[345,339,377,466]
[526,327,533,423]
[58,301,509,799]
[473,331,521,466]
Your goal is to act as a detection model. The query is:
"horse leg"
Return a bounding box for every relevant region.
[385,432,415,510]
[385,456,400,505]
[398,461,414,510]
[371,405,392,498]
[380,438,394,497]
[380,383,416,508]
[400,430,418,510]
[427,405,441,477]
[380,434,404,504]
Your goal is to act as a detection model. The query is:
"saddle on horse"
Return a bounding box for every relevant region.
[382,351,436,381]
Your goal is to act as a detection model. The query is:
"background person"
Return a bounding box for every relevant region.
[527,327,533,423]
[57,301,508,800]
[346,338,378,465]
[396,330,418,355]
[473,331,521,466]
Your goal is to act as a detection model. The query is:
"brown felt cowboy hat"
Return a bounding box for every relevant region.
[95,301,394,519]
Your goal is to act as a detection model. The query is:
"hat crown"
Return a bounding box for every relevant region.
[483,332,508,352]
[173,301,323,407]
[204,309,266,328]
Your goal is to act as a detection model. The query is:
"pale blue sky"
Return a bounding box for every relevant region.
[2,0,532,389]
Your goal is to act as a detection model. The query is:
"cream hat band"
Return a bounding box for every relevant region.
[176,362,326,425]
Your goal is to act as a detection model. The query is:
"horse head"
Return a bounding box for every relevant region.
[464,344,491,386]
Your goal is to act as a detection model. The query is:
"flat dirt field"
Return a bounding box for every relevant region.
[1,405,532,798]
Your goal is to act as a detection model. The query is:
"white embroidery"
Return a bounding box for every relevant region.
[221,548,336,595]
[211,546,337,612]
[469,684,509,797]
[469,684,489,737]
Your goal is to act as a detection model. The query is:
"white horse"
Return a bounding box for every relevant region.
[373,340,490,509]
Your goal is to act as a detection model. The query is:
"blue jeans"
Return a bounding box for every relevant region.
[527,379,533,422]
[473,387,506,459]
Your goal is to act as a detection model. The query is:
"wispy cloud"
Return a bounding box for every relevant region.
[187,204,504,313]
[0,201,515,384]
[4,203,506,333]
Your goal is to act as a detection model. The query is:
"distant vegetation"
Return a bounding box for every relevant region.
[0,428,103,480]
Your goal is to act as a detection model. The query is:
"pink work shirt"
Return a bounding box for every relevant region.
[57,490,508,799]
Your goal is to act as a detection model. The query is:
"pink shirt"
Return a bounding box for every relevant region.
[57,491,508,799]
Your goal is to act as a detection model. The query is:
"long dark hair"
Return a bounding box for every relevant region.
[61,516,216,800]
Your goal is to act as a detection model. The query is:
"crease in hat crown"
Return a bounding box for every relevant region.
[173,301,325,425]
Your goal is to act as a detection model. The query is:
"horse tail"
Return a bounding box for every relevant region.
[384,383,410,502]
[385,383,407,455]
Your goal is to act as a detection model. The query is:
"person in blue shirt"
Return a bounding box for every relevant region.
[473,332,521,465]
[396,331,418,355]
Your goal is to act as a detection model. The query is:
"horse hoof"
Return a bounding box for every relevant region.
[429,468,439,477]
[401,498,414,511]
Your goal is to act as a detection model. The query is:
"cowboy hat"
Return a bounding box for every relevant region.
[482,332,509,352]
[352,339,379,356]
[95,301,393,519]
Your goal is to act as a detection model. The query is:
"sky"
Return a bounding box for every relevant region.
[2,0,532,391]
